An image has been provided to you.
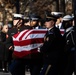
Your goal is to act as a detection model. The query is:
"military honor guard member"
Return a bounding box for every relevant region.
[6,13,31,75]
[40,12,65,75]
[51,12,64,29]
[62,15,75,75]
[6,13,24,64]
[28,13,44,75]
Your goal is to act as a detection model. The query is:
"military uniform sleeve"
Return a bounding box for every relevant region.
[40,32,55,53]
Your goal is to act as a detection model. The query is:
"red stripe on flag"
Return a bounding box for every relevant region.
[19,29,31,40]
[13,38,44,46]
[19,30,47,40]
[13,32,20,38]
[13,48,38,58]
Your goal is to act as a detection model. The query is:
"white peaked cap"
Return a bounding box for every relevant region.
[23,16,29,20]
[62,15,73,21]
[13,13,23,18]
[51,12,64,15]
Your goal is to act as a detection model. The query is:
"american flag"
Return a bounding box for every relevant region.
[12,29,47,58]
[12,29,64,58]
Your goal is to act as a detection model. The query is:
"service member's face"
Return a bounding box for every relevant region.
[30,20,37,27]
[62,20,73,29]
[13,19,23,27]
[45,20,55,29]
[13,20,19,26]
[24,21,31,26]
[56,18,61,24]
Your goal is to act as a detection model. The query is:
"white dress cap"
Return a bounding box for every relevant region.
[62,15,73,21]
[23,16,29,20]
[51,12,64,15]
[13,13,23,18]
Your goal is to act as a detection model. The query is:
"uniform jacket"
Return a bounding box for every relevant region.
[63,26,75,52]
[40,26,65,64]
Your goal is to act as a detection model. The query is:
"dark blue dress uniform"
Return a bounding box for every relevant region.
[63,27,75,75]
[41,26,63,63]
[62,15,75,75]
[40,26,64,75]
[40,12,65,75]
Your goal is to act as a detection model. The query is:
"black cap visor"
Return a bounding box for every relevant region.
[14,17,22,20]
[45,18,56,22]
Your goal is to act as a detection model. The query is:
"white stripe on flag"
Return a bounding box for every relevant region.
[22,33,46,40]
[16,30,28,40]
[14,43,43,52]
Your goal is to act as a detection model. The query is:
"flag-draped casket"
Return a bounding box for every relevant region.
[12,29,47,58]
[12,29,64,58]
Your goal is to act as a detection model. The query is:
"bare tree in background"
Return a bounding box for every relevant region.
[24,0,58,18]
[59,0,65,13]
[0,0,73,21]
